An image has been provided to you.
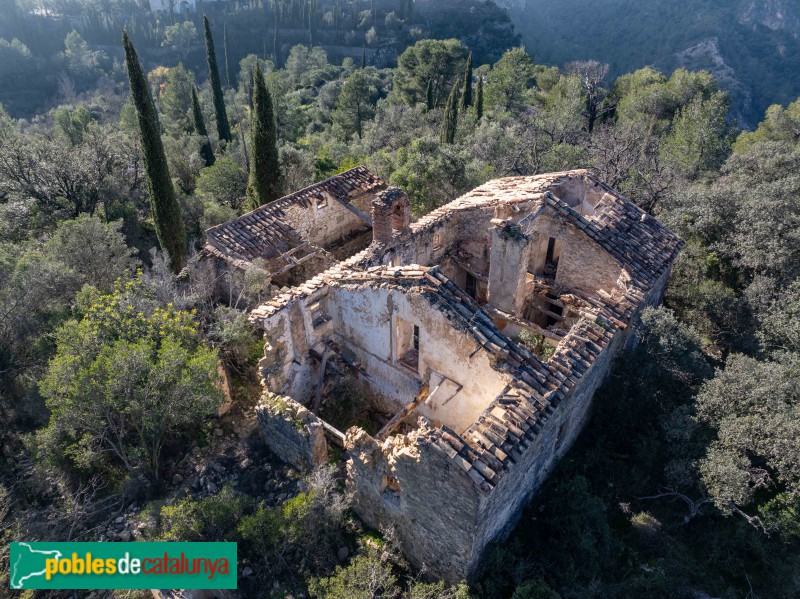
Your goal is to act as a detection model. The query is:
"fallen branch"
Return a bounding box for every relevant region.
[637,488,712,524]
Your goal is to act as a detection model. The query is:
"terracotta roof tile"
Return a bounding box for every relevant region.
[250,170,684,492]
[205,166,386,267]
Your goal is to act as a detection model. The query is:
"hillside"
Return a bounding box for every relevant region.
[499,0,800,126]
[2,0,800,595]
[0,0,517,118]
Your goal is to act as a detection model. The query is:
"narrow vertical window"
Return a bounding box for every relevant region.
[465,272,477,299]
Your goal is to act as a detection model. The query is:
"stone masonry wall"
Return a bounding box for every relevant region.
[469,322,628,574]
[256,393,328,470]
[281,193,368,250]
[527,211,620,295]
[328,285,508,433]
[468,265,674,574]
[488,219,532,316]
[345,425,484,582]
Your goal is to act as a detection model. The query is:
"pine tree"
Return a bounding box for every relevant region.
[122,31,186,273]
[203,16,232,143]
[475,76,484,120]
[426,79,434,111]
[191,86,215,167]
[440,82,459,145]
[460,52,473,110]
[246,63,281,209]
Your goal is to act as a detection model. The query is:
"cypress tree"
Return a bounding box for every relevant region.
[122,31,186,273]
[273,25,281,68]
[425,79,434,111]
[308,0,317,46]
[246,63,281,209]
[475,76,484,120]
[191,86,215,167]
[360,46,366,69]
[223,21,231,88]
[461,52,473,110]
[440,82,459,145]
[203,16,232,143]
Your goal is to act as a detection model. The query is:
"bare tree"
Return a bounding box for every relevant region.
[589,122,675,213]
[55,475,124,541]
[566,60,612,133]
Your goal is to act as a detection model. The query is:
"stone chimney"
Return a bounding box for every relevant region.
[371,187,411,245]
[487,219,532,316]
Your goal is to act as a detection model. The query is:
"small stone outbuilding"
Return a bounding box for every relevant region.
[203,166,386,294]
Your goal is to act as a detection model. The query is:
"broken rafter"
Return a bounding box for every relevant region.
[321,420,346,447]
[333,196,373,226]
[375,385,430,441]
[311,344,332,413]
[531,305,566,323]
[533,292,567,310]
[527,273,563,293]
[482,305,564,342]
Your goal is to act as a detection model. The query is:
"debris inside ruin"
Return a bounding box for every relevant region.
[207,168,684,581]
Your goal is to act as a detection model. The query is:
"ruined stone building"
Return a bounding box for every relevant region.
[203,166,387,294]
[207,168,683,581]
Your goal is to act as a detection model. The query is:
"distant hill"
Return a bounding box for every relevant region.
[497,0,800,127]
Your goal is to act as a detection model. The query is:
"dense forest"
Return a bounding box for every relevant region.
[0,0,515,118]
[1,0,800,597]
[500,0,800,127]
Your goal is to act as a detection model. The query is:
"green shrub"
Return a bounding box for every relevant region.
[516,330,556,360]
[159,486,248,542]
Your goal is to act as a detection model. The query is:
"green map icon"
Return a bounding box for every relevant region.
[10,542,63,589]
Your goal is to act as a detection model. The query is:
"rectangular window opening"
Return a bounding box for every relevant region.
[309,297,330,328]
[465,272,477,300]
[543,237,563,278]
[397,317,420,372]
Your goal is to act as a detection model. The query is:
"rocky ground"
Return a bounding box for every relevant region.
[102,405,302,545]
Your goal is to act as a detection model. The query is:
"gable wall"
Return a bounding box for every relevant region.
[281,196,368,250]
[527,211,621,295]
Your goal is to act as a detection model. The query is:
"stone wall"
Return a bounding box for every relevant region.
[371,187,411,244]
[345,425,483,581]
[526,211,620,296]
[328,285,508,433]
[258,292,330,402]
[549,176,608,216]
[487,219,532,316]
[256,393,328,470]
[466,317,627,574]
[282,193,369,251]
[468,265,674,573]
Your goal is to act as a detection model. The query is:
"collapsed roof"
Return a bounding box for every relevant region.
[204,166,386,271]
[248,169,684,492]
